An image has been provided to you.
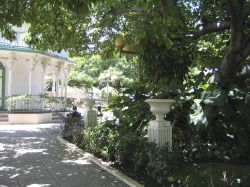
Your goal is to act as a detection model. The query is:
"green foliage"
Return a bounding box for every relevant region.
[136,10,195,85]
[142,144,183,187]
[82,119,250,186]
[173,163,250,187]
[62,116,84,145]
[0,0,92,55]
[68,55,137,90]
[108,83,153,134]
[171,72,250,163]
[82,121,120,161]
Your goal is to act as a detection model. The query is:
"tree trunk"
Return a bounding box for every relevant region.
[218,0,246,87]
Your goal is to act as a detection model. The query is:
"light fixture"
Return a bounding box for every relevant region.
[115,37,135,57]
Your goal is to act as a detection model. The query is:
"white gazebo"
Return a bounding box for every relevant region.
[0,24,75,123]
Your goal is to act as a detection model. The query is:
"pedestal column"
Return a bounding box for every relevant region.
[146,99,174,149]
[83,98,97,128]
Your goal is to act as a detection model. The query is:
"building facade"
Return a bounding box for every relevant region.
[0,24,74,111]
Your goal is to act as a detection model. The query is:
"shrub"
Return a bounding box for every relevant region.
[62,116,84,145]
[82,120,120,161]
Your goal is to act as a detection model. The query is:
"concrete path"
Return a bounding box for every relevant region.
[0,124,129,187]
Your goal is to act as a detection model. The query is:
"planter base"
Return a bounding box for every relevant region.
[147,120,172,148]
[84,110,97,127]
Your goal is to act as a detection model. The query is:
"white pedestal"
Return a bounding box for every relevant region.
[146,99,174,149]
[84,109,97,127]
[83,98,97,128]
[148,120,172,148]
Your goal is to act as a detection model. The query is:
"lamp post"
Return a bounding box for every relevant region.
[100,72,111,102]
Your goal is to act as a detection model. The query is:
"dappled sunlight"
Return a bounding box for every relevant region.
[0,143,5,151]
[14,148,48,158]
[22,137,46,141]
[27,184,51,187]
[0,123,60,132]
[0,124,128,186]
[0,156,9,161]
[0,166,15,171]
[9,173,19,179]
[0,130,17,134]
[62,157,92,165]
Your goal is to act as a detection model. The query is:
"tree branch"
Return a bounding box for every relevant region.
[192,21,230,39]
[191,1,250,40]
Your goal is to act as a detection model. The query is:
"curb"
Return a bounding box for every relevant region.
[57,136,144,187]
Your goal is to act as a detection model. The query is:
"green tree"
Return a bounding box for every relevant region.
[0,0,91,55]
[1,0,250,88]
[84,0,250,89]
[68,55,137,90]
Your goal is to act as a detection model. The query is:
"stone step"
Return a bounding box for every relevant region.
[0,112,8,122]
[52,112,65,123]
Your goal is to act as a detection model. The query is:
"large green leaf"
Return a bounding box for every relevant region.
[202,88,227,107]
[190,99,208,126]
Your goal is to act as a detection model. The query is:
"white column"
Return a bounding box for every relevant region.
[41,62,48,93]
[17,33,21,46]
[64,77,68,98]
[52,73,56,96]
[28,69,32,95]
[41,72,44,93]
[83,98,97,127]
[60,75,64,97]
[56,71,59,97]
[8,68,12,96]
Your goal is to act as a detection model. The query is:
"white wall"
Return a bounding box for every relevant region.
[11,60,43,95]
[12,60,29,94]
[31,69,43,95]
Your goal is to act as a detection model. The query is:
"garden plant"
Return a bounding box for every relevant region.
[2,0,250,186]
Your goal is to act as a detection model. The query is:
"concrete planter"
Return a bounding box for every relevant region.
[83,98,97,128]
[146,99,175,148]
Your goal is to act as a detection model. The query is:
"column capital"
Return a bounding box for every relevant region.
[41,61,49,72]
[23,58,39,71]
[0,56,16,69]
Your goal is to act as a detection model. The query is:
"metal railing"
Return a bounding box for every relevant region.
[3,95,75,112]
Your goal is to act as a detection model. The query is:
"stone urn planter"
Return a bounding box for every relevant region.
[146,99,174,121]
[146,99,175,148]
[83,98,97,127]
[83,98,95,110]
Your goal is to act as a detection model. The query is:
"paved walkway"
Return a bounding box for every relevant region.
[0,124,129,187]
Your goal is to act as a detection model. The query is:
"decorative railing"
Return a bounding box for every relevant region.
[0,33,69,60]
[5,94,74,112]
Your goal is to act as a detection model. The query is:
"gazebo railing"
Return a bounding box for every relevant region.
[4,95,74,112]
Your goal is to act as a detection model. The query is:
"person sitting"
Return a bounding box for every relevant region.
[71,106,81,117]
[97,105,103,117]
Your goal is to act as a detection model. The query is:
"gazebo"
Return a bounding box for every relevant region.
[0,24,75,123]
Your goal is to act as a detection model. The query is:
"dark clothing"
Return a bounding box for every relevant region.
[72,111,81,117]
[97,106,103,116]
